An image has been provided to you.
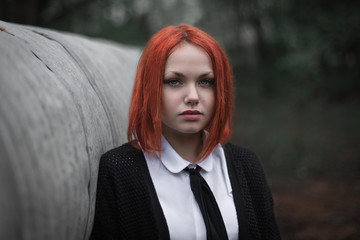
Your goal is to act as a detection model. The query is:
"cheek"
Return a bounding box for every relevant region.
[206,91,215,114]
[161,91,176,116]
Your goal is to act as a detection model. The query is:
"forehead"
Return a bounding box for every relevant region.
[165,43,213,74]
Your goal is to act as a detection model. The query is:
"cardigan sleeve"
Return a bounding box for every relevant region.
[90,152,120,240]
[243,148,281,240]
[89,144,169,240]
[255,153,281,240]
[224,142,281,240]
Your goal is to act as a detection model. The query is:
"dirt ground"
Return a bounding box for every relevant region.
[270,175,360,240]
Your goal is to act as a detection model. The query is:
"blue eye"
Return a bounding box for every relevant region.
[163,79,182,86]
[199,78,214,87]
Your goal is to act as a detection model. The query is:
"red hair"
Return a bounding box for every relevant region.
[127,24,234,160]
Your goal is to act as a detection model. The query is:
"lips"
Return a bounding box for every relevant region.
[181,110,201,115]
[180,110,202,120]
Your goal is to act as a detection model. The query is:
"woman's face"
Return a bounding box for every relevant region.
[161,43,215,138]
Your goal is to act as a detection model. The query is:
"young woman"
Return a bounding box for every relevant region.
[90,24,281,240]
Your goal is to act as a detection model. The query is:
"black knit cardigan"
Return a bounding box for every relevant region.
[90,142,281,240]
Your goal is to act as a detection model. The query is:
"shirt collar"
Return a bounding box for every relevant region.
[213,145,233,195]
[160,135,214,173]
[159,136,232,195]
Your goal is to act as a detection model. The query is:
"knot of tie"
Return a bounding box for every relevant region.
[185,165,201,175]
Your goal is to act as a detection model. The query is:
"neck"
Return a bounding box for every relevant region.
[162,129,204,163]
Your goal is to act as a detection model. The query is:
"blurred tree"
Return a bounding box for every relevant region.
[257,0,360,101]
[1,0,51,25]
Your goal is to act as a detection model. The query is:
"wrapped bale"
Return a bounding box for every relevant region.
[0,21,140,240]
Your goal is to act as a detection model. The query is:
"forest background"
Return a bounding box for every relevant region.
[2,0,359,239]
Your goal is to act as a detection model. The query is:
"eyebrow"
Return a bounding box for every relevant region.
[164,71,214,77]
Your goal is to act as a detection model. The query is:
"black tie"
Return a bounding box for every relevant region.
[185,166,229,240]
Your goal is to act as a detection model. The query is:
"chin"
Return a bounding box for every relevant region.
[180,128,203,134]
[163,122,206,135]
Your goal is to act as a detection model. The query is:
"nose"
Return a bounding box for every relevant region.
[184,84,199,106]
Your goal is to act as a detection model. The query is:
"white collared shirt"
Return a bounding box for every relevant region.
[144,136,238,240]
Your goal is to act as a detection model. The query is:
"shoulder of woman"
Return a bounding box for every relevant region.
[223,142,258,160]
[223,142,264,173]
[99,142,143,168]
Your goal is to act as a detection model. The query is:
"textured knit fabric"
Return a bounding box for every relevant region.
[90,142,281,240]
